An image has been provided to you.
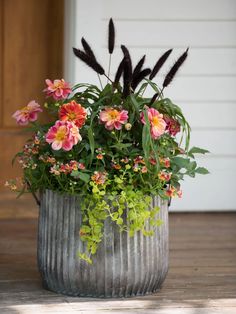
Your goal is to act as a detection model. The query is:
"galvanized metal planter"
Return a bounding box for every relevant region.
[37,189,169,297]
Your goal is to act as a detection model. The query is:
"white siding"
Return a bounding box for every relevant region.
[64,0,236,211]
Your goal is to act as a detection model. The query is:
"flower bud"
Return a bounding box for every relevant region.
[125,123,132,131]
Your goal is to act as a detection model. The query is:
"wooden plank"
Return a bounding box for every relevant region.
[101,47,236,76]
[179,102,236,129]
[101,21,236,47]
[102,0,236,20]
[171,171,236,211]
[189,129,236,155]
[155,76,236,102]
[73,71,236,102]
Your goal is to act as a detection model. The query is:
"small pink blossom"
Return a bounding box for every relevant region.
[165,186,182,198]
[44,79,72,100]
[99,107,128,130]
[160,157,171,168]
[12,100,42,125]
[141,166,148,173]
[158,171,172,182]
[91,171,107,185]
[177,190,182,198]
[165,186,176,197]
[45,120,81,151]
[141,108,166,139]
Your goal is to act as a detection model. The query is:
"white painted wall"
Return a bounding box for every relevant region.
[64,0,236,211]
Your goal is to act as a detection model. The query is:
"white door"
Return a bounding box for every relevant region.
[64,0,236,211]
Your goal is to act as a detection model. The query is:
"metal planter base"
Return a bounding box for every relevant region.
[37,190,169,298]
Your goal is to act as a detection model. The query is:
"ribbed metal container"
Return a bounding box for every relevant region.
[37,189,169,297]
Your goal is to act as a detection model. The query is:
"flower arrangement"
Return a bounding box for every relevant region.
[7,19,208,263]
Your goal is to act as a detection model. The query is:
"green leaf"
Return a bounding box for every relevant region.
[195,167,210,174]
[171,157,190,169]
[142,110,151,165]
[71,170,79,178]
[117,217,123,225]
[78,252,92,264]
[88,127,95,164]
[79,172,91,183]
[187,161,197,171]
[188,146,209,158]
[130,94,141,118]
[111,143,132,150]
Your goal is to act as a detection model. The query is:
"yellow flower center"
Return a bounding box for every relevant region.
[152,116,160,126]
[55,127,67,141]
[67,112,76,120]
[54,82,63,89]
[108,110,119,120]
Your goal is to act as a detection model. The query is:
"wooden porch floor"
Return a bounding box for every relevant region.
[0,212,236,313]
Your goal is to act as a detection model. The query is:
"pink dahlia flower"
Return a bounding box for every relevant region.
[12,100,42,125]
[59,100,87,128]
[99,107,128,130]
[141,108,166,139]
[44,79,72,100]
[45,120,81,151]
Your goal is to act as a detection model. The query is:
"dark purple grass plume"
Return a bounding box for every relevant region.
[149,49,173,80]
[122,57,132,97]
[121,45,132,77]
[114,58,125,86]
[132,55,146,82]
[131,68,151,91]
[163,48,189,88]
[73,48,105,75]
[149,92,159,106]
[81,37,96,60]
[108,18,115,54]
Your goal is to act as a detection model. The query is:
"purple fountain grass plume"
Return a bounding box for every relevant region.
[163,48,189,88]
[149,92,160,106]
[122,57,132,98]
[114,58,125,86]
[108,18,115,54]
[81,37,96,60]
[131,68,151,91]
[121,45,132,78]
[149,49,172,80]
[132,55,146,82]
[73,48,105,75]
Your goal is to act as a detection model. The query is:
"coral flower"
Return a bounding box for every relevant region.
[99,107,128,130]
[59,101,87,128]
[160,157,171,168]
[165,186,182,198]
[158,171,172,181]
[141,108,166,139]
[12,100,42,125]
[45,120,81,151]
[165,186,176,197]
[91,171,107,185]
[44,79,72,100]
